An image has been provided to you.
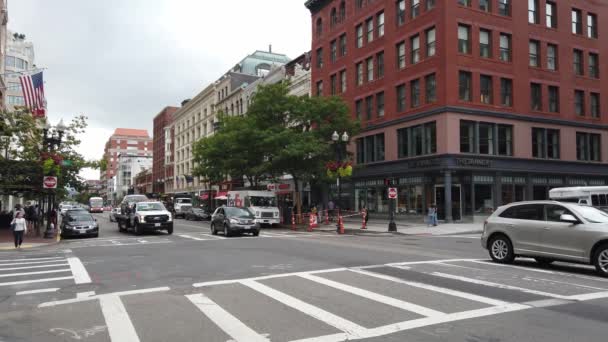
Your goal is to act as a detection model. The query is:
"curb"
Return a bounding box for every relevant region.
[0,234,62,252]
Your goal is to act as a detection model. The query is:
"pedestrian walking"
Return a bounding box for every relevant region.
[362,206,369,225]
[427,204,438,227]
[11,211,27,249]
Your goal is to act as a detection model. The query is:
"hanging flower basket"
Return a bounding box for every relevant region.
[325,161,353,179]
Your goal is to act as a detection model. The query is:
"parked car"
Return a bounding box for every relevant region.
[184,207,210,221]
[173,197,193,218]
[60,205,73,216]
[60,211,99,238]
[109,207,120,222]
[481,200,608,277]
[210,206,260,237]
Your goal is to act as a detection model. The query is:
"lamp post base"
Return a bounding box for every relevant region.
[388,222,397,232]
[43,229,55,239]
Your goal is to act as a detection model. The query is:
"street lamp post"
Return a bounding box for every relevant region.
[42,119,66,239]
[331,131,349,232]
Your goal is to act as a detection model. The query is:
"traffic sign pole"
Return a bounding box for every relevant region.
[387,185,397,232]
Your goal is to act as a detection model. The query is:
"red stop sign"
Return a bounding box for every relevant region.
[43,176,57,189]
[388,187,398,199]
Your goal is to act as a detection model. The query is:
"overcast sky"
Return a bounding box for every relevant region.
[9,0,312,180]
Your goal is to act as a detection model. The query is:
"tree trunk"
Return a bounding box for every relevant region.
[292,174,302,224]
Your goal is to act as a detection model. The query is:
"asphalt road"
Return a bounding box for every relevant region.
[1,213,608,341]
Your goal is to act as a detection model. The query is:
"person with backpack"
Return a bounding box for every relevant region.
[11,211,27,249]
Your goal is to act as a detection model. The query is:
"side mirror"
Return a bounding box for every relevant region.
[560,214,578,224]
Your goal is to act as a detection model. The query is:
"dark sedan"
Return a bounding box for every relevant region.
[185,207,211,221]
[210,206,259,237]
[61,212,99,238]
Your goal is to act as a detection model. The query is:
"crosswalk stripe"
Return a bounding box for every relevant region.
[67,257,92,284]
[349,269,508,306]
[0,259,67,267]
[431,272,571,299]
[299,273,446,317]
[0,256,64,263]
[185,293,270,342]
[178,234,208,241]
[16,288,60,295]
[469,260,557,274]
[240,279,368,338]
[99,295,141,342]
[0,276,74,287]
[0,263,69,271]
[0,268,71,278]
[198,233,226,240]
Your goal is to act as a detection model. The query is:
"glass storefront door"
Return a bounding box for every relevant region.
[434,185,462,221]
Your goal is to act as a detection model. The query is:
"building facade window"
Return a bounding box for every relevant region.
[397,42,406,69]
[377,12,385,37]
[576,132,601,162]
[573,49,584,75]
[530,83,542,111]
[458,0,471,7]
[572,9,583,34]
[316,18,323,37]
[356,133,385,164]
[340,70,347,93]
[458,24,471,54]
[339,34,347,56]
[588,13,598,38]
[529,40,540,67]
[355,99,363,120]
[376,92,385,117]
[397,0,406,26]
[339,1,346,21]
[330,40,337,62]
[356,24,364,48]
[498,0,510,16]
[589,53,599,78]
[547,44,558,70]
[591,93,600,119]
[377,51,385,78]
[411,79,420,107]
[426,27,436,57]
[365,95,373,119]
[460,121,513,156]
[500,78,513,107]
[366,18,374,43]
[480,75,493,104]
[356,62,363,86]
[426,0,436,10]
[316,48,323,68]
[548,86,559,113]
[499,33,511,62]
[529,0,539,24]
[479,29,491,58]
[459,71,472,101]
[411,35,420,64]
[316,81,323,97]
[532,128,560,159]
[575,90,585,116]
[411,0,420,19]
[546,2,557,28]
[330,74,337,95]
[366,57,374,82]
[425,73,436,103]
[396,84,406,112]
[330,8,337,28]
[479,0,490,13]
[397,122,437,158]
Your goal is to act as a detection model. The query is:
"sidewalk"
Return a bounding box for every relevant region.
[316,218,483,236]
[0,228,60,250]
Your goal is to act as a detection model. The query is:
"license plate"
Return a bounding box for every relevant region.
[264,220,269,223]
[244,226,251,230]
[155,223,161,227]
[78,230,86,234]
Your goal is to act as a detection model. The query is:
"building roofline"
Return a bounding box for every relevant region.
[304,0,330,13]
[172,83,216,121]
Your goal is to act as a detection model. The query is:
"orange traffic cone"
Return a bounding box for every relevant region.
[291,214,296,231]
[338,215,345,234]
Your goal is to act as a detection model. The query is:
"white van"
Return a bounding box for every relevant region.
[227,190,280,226]
[549,186,608,210]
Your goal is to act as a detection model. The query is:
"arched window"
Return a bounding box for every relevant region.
[339,1,346,21]
[330,8,337,27]
[316,18,323,37]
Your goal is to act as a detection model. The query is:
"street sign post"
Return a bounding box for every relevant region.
[388,187,398,199]
[387,186,397,232]
[43,176,58,189]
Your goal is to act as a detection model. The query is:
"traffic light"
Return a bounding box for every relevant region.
[384,178,396,186]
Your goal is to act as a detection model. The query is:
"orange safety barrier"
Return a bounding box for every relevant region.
[291,214,296,231]
[338,214,345,234]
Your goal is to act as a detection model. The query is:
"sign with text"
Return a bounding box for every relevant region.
[388,187,398,199]
[43,176,58,189]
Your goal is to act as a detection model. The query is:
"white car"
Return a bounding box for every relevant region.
[109,207,120,222]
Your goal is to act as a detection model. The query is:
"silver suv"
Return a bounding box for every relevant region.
[482,201,608,277]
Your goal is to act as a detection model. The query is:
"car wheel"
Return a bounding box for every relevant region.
[118,220,126,232]
[488,235,515,264]
[224,224,231,237]
[93,234,99,238]
[211,223,218,235]
[534,257,555,266]
[252,230,259,237]
[593,244,608,277]
[167,226,173,235]
[135,221,143,235]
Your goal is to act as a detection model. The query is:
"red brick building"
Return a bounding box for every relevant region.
[306,0,607,221]
[152,106,179,194]
[134,168,153,195]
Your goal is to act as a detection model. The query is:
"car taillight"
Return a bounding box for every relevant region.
[483,220,488,231]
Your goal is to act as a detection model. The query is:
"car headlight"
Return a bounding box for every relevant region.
[255,211,260,217]
[230,218,239,224]
[167,213,173,222]
[137,214,145,221]
[274,212,279,217]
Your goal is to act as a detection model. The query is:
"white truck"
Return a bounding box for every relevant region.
[227,190,280,227]
[549,186,608,210]
[173,197,193,218]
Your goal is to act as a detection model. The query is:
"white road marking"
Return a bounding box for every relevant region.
[39,287,171,307]
[0,263,69,271]
[567,291,608,301]
[349,268,508,306]
[67,257,92,284]
[0,256,64,263]
[260,232,289,237]
[77,291,96,298]
[0,259,68,267]
[431,272,571,299]
[241,279,368,338]
[522,276,607,291]
[299,273,446,317]
[0,268,71,278]
[469,260,556,274]
[193,268,348,288]
[387,258,482,266]
[99,295,141,342]
[16,288,60,295]
[1,276,74,287]
[198,233,226,240]
[186,293,270,342]
[178,234,207,241]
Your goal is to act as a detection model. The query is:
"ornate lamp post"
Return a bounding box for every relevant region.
[42,119,66,238]
[331,131,349,230]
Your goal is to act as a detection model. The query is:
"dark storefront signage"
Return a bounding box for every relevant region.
[455,158,492,168]
[407,159,441,169]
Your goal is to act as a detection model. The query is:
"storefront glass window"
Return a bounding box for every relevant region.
[460,121,476,153]
[497,125,513,156]
[502,184,514,205]
[478,123,494,155]
[367,188,378,212]
[475,184,494,214]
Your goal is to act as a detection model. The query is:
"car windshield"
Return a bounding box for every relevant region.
[249,196,276,207]
[68,214,94,222]
[192,208,205,213]
[224,207,254,218]
[126,196,149,203]
[137,203,166,211]
[176,198,191,204]
[576,205,608,224]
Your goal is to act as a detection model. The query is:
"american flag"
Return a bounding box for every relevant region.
[19,71,46,117]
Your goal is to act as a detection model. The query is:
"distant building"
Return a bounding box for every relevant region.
[100,128,152,203]
[4,30,35,111]
[134,168,153,195]
[0,0,8,110]
[114,154,152,200]
[152,106,179,194]
[83,180,102,196]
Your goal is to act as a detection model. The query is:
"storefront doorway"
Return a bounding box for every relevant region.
[434,185,462,221]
